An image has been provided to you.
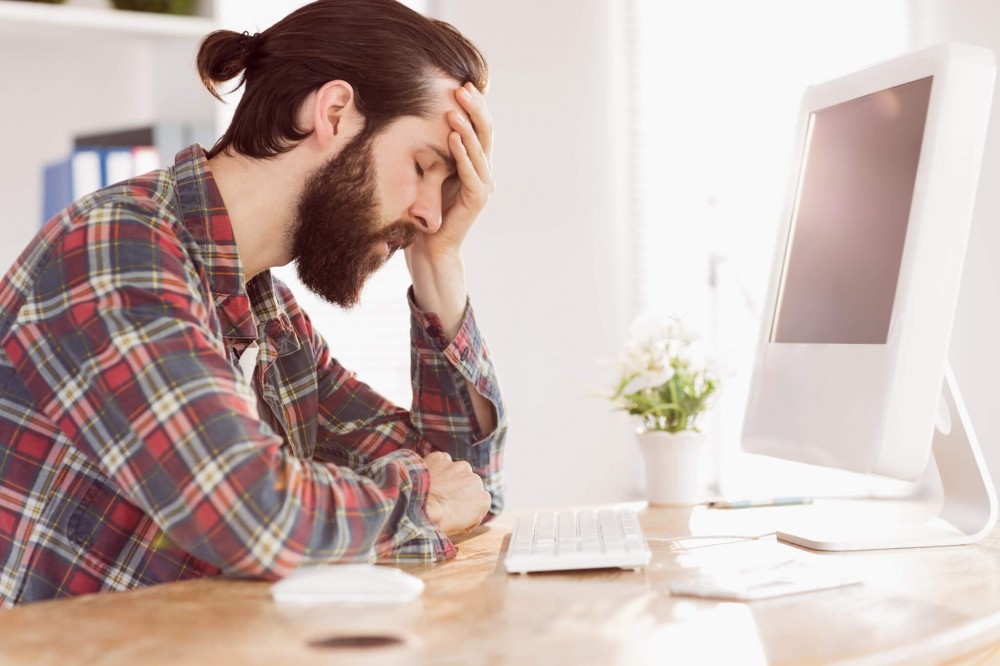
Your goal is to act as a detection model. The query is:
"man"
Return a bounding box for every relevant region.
[0,0,505,606]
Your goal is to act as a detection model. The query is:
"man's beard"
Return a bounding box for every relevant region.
[289,131,416,308]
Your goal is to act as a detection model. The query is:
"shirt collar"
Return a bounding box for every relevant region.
[171,144,299,354]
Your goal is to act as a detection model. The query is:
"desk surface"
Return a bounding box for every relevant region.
[3,500,1000,665]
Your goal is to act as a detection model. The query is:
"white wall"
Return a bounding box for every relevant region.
[910,0,1000,497]
[0,42,150,262]
[431,0,639,510]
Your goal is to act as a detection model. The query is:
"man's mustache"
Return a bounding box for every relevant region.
[375,220,417,252]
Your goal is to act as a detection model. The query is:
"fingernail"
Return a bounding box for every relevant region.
[455,112,467,124]
[459,88,472,100]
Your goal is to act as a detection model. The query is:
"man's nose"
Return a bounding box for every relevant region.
[408,190,442,234]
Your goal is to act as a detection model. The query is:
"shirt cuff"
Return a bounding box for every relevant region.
[407,287,502,420]
[370,449,457,563]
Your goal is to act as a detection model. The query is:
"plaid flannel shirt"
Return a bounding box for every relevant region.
[0,145,506,607]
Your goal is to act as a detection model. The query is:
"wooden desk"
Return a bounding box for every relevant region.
[3,500,1000,665]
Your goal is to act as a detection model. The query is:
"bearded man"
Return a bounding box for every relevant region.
[0,0,505,606]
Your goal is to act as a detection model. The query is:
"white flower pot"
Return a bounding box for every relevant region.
[636,429,704,506]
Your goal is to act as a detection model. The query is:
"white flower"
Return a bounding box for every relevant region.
[619,338,675,394]
[621,364,675,395]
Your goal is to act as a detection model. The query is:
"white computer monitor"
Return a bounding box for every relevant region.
[741,42,998,551]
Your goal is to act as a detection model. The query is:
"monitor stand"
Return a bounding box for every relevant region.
[777,364,998,551]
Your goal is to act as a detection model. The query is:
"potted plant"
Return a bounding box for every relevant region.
[110,0,196,15]
[607,313,720,505]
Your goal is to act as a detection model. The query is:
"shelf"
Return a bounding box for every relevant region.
[0,1,216,43]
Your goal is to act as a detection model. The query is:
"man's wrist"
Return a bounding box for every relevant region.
[408,250,467,339]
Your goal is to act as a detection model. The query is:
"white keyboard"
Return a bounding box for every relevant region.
[504,507,652,574]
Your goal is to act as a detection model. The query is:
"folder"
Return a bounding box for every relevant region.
[103,147,135,187]
[42,149,102,224]
[74,120,215,166]
[131,146,161,177]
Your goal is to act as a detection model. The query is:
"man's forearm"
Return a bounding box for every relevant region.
[409,252,496,435]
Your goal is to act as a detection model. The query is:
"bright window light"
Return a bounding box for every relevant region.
[630,0,915,497]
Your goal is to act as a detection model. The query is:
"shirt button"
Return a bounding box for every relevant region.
[426,325,440,338]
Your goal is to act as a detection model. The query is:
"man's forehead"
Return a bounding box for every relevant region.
[426,75,465,114]
[382,79,464,165]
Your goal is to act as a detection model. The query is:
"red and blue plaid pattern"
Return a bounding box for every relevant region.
[0,145,506,606]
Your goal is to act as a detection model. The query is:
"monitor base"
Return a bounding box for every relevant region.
[778,364,998,551]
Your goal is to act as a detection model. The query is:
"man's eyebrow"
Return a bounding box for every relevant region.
[425,143,457,174]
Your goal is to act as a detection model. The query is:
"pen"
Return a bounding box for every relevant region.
[707,497,814,509]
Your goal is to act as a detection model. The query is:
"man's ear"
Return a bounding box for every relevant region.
[313,80,363,151]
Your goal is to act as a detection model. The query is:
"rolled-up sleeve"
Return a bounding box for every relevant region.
[308,287,508,551]
[408,290,507,519]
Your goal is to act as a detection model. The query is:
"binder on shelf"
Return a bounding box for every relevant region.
[42,149,102,225]
[74,120,216,170]
[40,145,159,225]
[131,145,160,176]
[42,120,215,225]
[103,146,134,187]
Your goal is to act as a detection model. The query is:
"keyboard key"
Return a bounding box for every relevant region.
[603,538,625,553]
[626,535,646,549]
[537,514,556,540]
[618,508,639,522]
[514,515,535,539]
[599,511,621,539]
[558,512,577,538]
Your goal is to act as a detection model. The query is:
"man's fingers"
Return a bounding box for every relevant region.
[448,110,493,191]
[425,451,452,462]
[457,82,494,157]
[423,451,453,471]
[449,131,491,206]
[457,490,492,535]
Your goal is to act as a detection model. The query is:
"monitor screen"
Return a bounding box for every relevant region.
[770,76,933,344]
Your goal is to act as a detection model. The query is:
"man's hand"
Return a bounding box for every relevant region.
[423,451,491,536]
[436,81,496,253]
[408,82,495,264]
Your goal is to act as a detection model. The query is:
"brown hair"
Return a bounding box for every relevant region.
[197,0,489,159]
